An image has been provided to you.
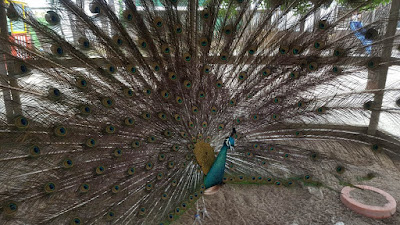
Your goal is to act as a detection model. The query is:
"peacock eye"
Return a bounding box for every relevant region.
[113,148,122,157]
[157,172,164,180]
[45,11,60,25]
[112,185,120,193]
[44,182,56,193]
[48,88,61,100]
[127,167,135,175]
[310,152,318,160]
[20,64,27,73]
[63,158,74,168]
[106,211,115,221]
[14,115,29,129]
[211,106,217,114]
[308,62,318,71]
[72,218,81,224]
[162,193,168,200]
[188,121,194,128]
[145,162,153,170]
[154,17,163,28]
[161,90,170,99]
[142,112,151,120]
[144,88,152,96]
[336,165,345,174]
[279,46,288,54]
[54,125,68,137]
[192,106,199,113]
[238,71,247,81]
[29,145,41,156]
[85,138,97,147]
[80,183,90,193]
[96,165,105,175]
[123,9,133,21]
[109,66,115,73]
[201,9,210,19]
[139,39,147,49]
[181,202,187,209]
[174,114,181,121]
[122,88,134,97]
[313,40,325,49]
[101,97,114,108]
[5,202,18,215]
[158,153,165,161]
[199,37,208,47]
[132,140,141,148]
[164,130,172,137]
[55,46,63,55]
[317,20,327,30]
[125,64,138,75]
[124,117,134,126]
[169,72,177,81]
[76,77,88,88]
[183,80,192,88]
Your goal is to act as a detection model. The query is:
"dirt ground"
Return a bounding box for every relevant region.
[174,182,399,225]
[173,140,400,225]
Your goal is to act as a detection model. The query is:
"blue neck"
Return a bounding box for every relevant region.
[204,145,229,188]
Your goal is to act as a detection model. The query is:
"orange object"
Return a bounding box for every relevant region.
[10,34,31,59]
[340,185,396,219]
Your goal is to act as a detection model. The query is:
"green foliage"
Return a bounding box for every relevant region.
[204,0,391,17]
[336,0,391,11]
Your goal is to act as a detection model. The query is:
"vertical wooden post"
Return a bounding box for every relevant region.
[368,1,400,135]
[0,1,14,123]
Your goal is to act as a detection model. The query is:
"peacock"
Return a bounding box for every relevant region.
[0,0,400,224]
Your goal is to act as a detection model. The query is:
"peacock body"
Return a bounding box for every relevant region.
[0,0,400,224]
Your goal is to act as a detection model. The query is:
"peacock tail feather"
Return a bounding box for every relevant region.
[0,0,400,224]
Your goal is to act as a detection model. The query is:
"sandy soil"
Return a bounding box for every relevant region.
[173,140,400,225]
[174,182,399,225]
[350,188,389,207]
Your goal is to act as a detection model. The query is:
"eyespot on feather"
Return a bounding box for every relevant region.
[45,11,60,25]
[14,115,29,129]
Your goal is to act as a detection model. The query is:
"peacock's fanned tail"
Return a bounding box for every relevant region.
[0,0,399,224]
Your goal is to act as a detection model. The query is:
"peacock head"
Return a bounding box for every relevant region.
[227,137,235,147]
[224,128,236,148]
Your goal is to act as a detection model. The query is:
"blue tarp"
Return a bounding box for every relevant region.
[350,21,372,54]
